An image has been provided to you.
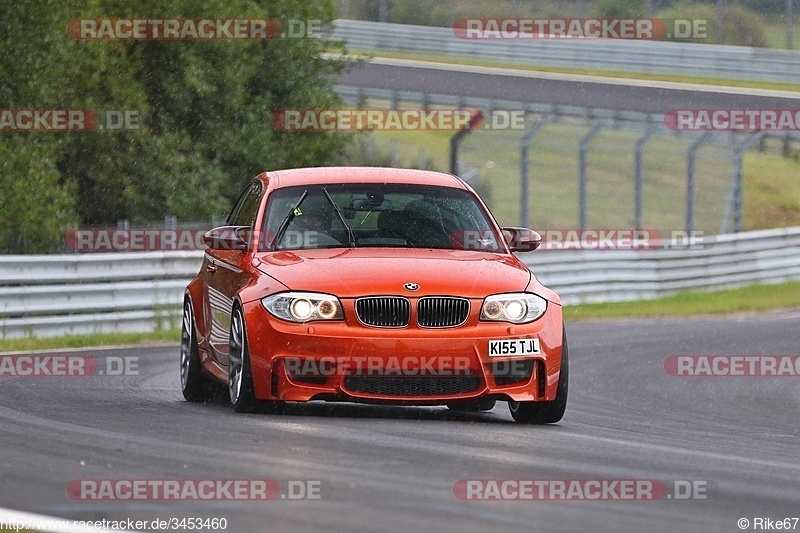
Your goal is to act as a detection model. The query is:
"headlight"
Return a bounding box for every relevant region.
[480,293,547,324]
[262,292,344,323]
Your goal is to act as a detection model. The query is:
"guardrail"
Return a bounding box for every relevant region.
[331,20,800,83]
[2,227,799,339]
[0,252,201,340]
[526,227,800,303]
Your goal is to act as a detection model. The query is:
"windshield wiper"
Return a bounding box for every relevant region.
[272,190,308,250]
[322,187,356,248]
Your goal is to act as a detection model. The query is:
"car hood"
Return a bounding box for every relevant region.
[254,248,532,299]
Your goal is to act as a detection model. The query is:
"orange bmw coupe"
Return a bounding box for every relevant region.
[181,167,567,424]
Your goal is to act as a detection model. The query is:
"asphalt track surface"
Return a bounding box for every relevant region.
[338,57,800,113]
[1,314,798,532]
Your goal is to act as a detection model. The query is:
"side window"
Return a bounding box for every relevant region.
[227,182,263,228]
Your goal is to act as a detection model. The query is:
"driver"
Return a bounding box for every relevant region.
[290,195,342,247]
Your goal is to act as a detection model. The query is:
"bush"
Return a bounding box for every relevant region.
[593,0,646,18]
[0,0,349,252]
[658,1,768,47]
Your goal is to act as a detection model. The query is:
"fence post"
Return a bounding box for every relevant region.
[485,100,495,125]
[686,133,712,234]
[519,113,555,227]
[634,126,659,230]
[722,132,765,233]
[356,86,364,108]
[379,0,388,23]
[449,110,484,177]
[578,122,607,230]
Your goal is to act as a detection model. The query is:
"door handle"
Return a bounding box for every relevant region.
[207,262,218,273]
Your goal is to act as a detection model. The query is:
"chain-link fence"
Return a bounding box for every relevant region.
[337,85,798,236]
[459,114,733,234]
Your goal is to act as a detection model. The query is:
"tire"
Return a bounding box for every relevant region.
[508,325,569,424]
[180,299,215,402]
[228,305,282,414]
[227,305,261,412]
[446,399,497,412]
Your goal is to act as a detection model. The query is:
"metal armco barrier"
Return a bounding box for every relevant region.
[331,20,800,83]
[2,227,799,339]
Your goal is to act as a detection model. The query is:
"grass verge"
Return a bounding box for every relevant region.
[564,281,800,321]
[0,329,180,354]
[744,148,800,230]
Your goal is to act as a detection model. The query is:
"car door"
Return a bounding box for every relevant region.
[203,180,263,366]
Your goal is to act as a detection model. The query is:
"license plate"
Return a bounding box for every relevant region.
[488,339,540,357]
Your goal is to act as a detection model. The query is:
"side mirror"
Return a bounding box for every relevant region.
[203,226,250,251]
[502,227,541,252]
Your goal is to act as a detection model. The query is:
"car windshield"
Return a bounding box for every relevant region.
[260,183,503,252]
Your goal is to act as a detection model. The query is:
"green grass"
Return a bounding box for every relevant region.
[564,281,800,321]
[744,145,800,230]
[347,50,800,94]
[0,329,180,354]
[763,19,800,51]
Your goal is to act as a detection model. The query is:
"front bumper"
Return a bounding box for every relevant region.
[242,297,563,405]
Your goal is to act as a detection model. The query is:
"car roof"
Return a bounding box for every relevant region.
[263,167,468,190]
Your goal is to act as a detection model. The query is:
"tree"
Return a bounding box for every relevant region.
[0,0,349,252]
[0,0,79,252]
